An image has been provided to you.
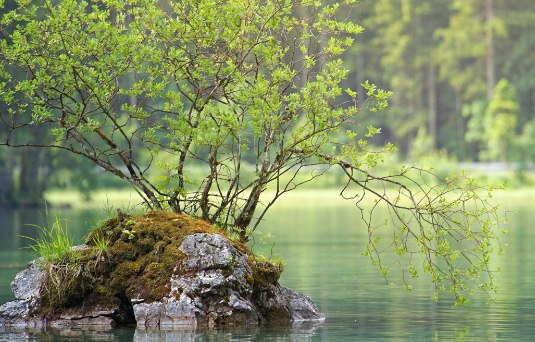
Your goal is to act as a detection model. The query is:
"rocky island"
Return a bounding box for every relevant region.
[0,211,324,328]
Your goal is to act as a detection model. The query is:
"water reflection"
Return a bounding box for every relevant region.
[1,192,534,341]
[0,326,132,342]
[0,323,324,342]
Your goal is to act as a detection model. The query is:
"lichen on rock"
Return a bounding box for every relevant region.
[0,211,324,329]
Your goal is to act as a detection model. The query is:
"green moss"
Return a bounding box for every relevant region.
[247,255,284,288]
[39,251,96,313]
[38,210,284,316]
[86,211,228,303]
[94,284,113,298]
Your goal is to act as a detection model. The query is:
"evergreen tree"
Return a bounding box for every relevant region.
[480,79,519,162]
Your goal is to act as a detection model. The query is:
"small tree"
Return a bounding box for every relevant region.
[464,79,519,163]
[0,0,502,304]
[481,79,519,163]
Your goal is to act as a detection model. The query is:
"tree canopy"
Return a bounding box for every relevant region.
[347,0,535,163]
[0,0,503,304]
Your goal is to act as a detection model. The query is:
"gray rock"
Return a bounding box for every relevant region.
[132,233,323,328]
[49,315,116,328]
[49,306,120,327]
[1,255,122,328]
[133,234,262,328]
[0,260,44,328]
[11,260,43,301]
[0,299,39,328]
[134,297,198,328]
[0,233,324,329]
[279,286,325,322]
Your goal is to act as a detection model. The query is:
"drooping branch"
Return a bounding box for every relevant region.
[297,148,503,304]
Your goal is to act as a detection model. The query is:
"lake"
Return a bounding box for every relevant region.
[0,190,534,341]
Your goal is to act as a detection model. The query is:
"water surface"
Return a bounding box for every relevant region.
[0,191,533,341]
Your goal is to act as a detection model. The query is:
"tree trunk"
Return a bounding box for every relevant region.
[17,147,48,206]
[427,61,438,150]
[485,0,496,99]
[12,124,50,207]
[356,50,367,107]
[0,158,15,206]
[293,3,309,90]
[454,87,466,159]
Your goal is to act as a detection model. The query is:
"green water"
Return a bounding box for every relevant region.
[0,191,534,341]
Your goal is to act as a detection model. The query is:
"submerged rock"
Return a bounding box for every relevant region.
[0,212,324,329]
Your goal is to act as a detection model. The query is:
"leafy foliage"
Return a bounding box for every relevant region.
[0,0,504,304]
[344,167,503,304]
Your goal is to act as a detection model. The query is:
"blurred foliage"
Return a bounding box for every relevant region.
[2,0,535,205]
[345,0,535,165]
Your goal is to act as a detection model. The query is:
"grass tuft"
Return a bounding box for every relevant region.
[91,232,111,252]
[22,211,74,264]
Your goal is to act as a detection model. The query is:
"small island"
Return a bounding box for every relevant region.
[0,211,324,328]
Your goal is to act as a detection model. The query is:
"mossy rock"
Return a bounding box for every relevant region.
[2,211,324,328]
[40,211,277,316]
[247,256,283,288]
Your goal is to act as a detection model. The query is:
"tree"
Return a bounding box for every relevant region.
[0,116,51,207]
[359,0,450,153]
[463,79,519,163]
[0,0,502,304]
[434,0,505,159]
[0,0,52,207]
[480,79,519,162]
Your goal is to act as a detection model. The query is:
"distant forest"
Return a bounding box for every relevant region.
[345,0,535,163]
[1,0,534,205]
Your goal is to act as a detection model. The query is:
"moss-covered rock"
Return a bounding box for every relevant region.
[0,211,324,328]
[84,211,255,305]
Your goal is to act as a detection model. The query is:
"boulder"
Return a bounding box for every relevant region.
[0,259,123,328]
[132,233,324,328]
[0,260,43,328]
[0,212,324,329]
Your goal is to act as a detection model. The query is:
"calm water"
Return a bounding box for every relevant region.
[0,191,534,341]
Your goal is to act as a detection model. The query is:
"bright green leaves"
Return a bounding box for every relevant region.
[345,88,357,99]
[1,0,154,124]
[30,105,52,125]
[365,125,381,138]
[362,80,393,112]
[356,168,503,306]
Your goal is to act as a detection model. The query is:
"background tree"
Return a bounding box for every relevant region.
[479,79,519,163]
[0,0,52,207]
[340,0,535,164]
[358,0,449,153]
[0,0,503,304]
